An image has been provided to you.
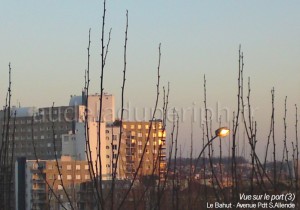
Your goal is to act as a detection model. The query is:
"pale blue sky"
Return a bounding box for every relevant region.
[1,1,300,158]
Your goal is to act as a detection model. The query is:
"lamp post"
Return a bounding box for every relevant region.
[194,127,230,171]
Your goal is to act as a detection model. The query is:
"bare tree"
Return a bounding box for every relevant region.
[0,63,13,209]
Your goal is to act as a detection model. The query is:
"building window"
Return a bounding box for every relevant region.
[112,145,117,150]
[57,175,62,180]
[106,146,110,149]
[67,165,72,170]
[106,130,109,133]
[67,175,72,180]
[106,155,110,159]
[76,175,81,180]
[85,174,90,180]
[106,136,109,140]
[145,125,149,129]
[138,124,141,129]
[112,135,117,140]
[85,165,89,170]
[58,184,63,190]
[123,125,127,129]
[76,165,80,170]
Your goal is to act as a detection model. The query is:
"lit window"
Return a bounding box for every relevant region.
[76,175,81,180]
[138,124,141,129]
[76,165,80,170]
[85,165,89,170]
[67,175,72,180]
[130,125,135,129]
[158,131,166,137]
[85,174,90,180]
[67,165,72,170]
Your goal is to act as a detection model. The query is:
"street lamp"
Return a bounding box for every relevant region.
[215,127,230,138]
[194,127,230,169]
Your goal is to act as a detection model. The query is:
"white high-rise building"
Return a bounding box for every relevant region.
[69,91,115,122]
[63,92,120,180]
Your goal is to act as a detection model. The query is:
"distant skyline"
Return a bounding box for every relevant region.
[1,0,299,158]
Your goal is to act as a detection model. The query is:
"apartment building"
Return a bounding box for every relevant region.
[60,119,167,180]
[0,106,77,161]
[121,120,167,179]
[15,156,91,210]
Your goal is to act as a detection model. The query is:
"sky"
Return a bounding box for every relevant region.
[1,0,300,159]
